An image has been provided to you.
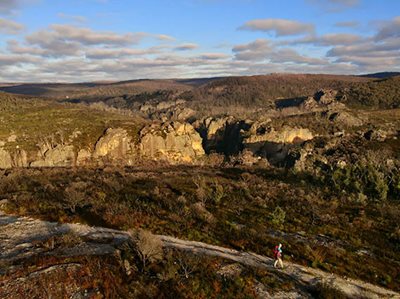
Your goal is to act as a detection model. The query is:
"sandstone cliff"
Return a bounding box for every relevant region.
[0,121,206,168]
[139,122,204,163]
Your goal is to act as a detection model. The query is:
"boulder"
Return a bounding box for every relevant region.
[0,148,12,169]
[151,106,196,121]
[31,145,76,167]
[94,128,132,161]
[363,129,387,141]
[139,122,205,163]
[301,96,319,110]
[315,89,338,105]
[236,149,267,167]
[242,124,314,165]
[203,116,233,138]
[7,134,17,142]
[244,124,313,145]
[76,149,92,166]
[195,116,246,155]
[156,101,180,111]
[11,148,28,167]
[291,148,329,174]
[173,107,196,121]
[328,111,363,127]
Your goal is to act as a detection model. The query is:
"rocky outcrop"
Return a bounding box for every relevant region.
[94,128,133,163]
[202,116,234,138]
[0,123,208,169]
[291,147,329,174]
[140,100,186,113]
[31,145,75,167]
[139,122,204,163]
[11,148,28,167]
[140,99,196,121]
[194,116,250,155]
[302,96,319,110]
[0,148,12,169]
[297,89,364,129]
[242,123,314,165]
[235,149,267,167]
[194,117,315,165]
[76,148,92,166]
[244,124,313,145]
[363,129,387,141]
[315,89,338,105]
[301,89,347,111]
[326,111,363,127]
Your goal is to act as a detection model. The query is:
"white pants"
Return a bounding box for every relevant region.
[274,257,283,268]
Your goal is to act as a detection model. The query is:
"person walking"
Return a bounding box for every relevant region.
[273,243,284,268]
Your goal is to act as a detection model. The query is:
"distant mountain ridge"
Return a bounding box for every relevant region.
[2,73,399,109]
[360,72,400,79]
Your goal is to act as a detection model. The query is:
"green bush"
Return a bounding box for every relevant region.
[269,206,286,228]
[331,161,390,201]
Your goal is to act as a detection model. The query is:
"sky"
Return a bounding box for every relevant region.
[0,0,399,82]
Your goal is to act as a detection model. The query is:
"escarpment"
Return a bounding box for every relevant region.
[0,84,398,169]
[0,121,206,168]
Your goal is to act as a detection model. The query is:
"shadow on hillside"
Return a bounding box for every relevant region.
[275,97,306,109]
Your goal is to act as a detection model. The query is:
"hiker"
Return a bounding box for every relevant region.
[273,243,284,268]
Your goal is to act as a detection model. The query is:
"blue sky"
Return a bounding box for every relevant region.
[0,0,399,82]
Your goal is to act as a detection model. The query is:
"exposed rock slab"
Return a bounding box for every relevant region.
[94,128,133,162]
[139,122,204,163]
[30,145,76,167]
[0,211,398,299]
[0,148,12,169]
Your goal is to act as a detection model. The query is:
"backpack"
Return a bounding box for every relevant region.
[273,246,279,258]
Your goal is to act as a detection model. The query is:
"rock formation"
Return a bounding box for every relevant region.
[94,128,134,164]
[0,147,12,169]
[194,116,250,155]
[242,123,314,165]
[30,145,76,167]
[244,124,313,145]
[11,148,28,167]
[139,122,205,163]
[301,89,347,111]
[76,148,92,166]
[326,111,363,127]
[140,99,196,121]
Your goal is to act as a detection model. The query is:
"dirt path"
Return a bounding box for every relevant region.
[1,211,399,298]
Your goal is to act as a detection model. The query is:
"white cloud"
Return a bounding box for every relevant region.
[57,13,87,24]
[2,13,399,82]
[0,53,40,66]
[0,0,19,14]
[47,24,141,46]
[85,47,161,59]
[334,21,359,28]
[239,18,314,36]
[0,18,24,34]
[327,38,400,57]
[0,0,40,15]
[155,34,176,42]
[286,33,365,46]
[270,48,327,65]
[26,29,83,57]
[307,0,360,12]
[174,43,199,51]
[328,0,359,6]
[18,24,175,58]
[233,39,327,66]
[198,53,230,60]
[375,16,400,41]
[233,39,273,61]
